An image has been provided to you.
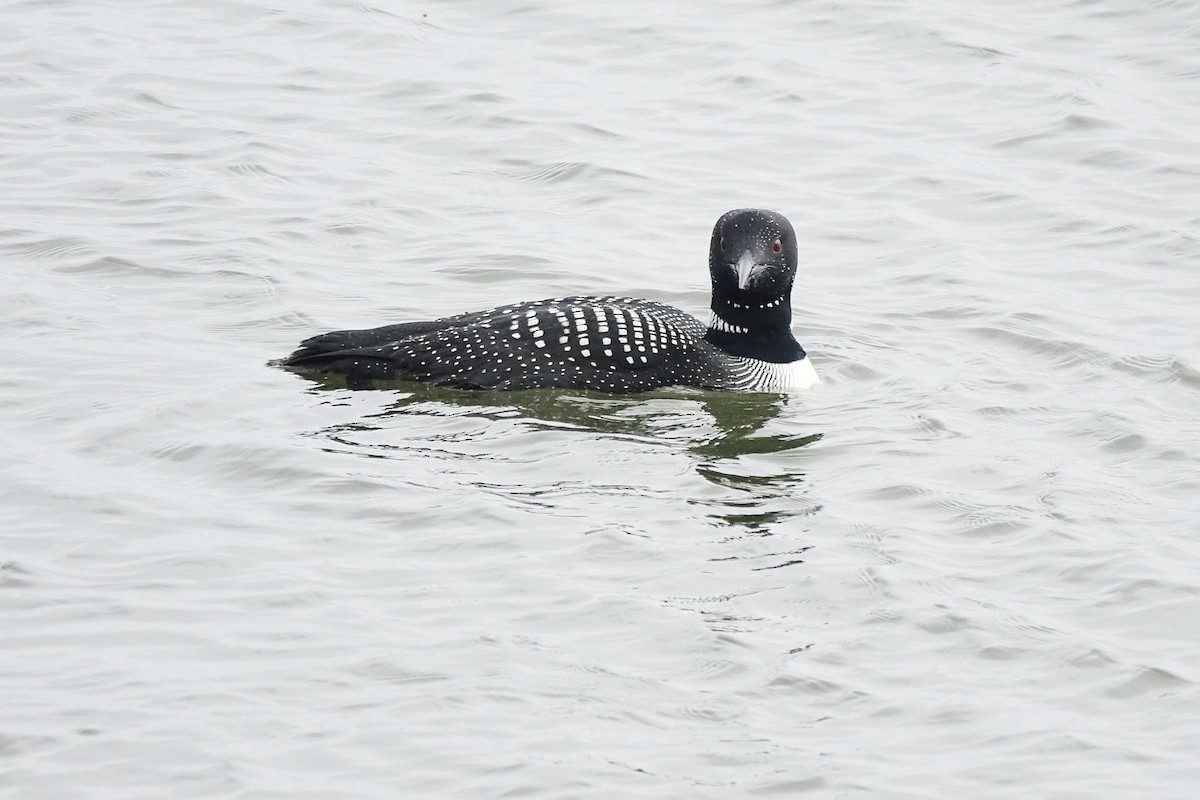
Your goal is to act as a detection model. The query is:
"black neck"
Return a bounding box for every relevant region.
[705,298,805,363]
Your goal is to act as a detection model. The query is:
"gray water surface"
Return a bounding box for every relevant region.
[3,0,1199,797]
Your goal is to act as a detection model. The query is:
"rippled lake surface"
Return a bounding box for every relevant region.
[3,0,1199,797]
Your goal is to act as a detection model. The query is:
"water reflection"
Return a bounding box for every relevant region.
[298,379,822,545]
[301,377,819,452]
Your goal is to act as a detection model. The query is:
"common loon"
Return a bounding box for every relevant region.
[277,208,819,393]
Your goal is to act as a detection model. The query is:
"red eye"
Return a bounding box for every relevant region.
[772,239,782,253]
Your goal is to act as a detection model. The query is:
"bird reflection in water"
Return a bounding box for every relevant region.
[302,380,821,571]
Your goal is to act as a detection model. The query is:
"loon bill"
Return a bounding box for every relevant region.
[276,208,819,393]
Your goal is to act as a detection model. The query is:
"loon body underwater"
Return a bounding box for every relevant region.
[276,209,819,393]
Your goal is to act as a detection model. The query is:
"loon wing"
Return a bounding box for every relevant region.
[278,296,708,391]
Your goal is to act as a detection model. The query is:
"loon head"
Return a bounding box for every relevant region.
[707,208,798,331]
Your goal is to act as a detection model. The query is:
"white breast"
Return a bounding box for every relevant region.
[734,355,820,392]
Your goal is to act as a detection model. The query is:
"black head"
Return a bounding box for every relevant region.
[708,208,798,331]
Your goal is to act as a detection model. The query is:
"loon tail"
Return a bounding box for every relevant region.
[272,326,407,383]
[272,319,453,380]
[281,319,447,359]
[272,345,401,390]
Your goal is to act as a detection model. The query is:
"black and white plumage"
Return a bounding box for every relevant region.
[277,209,819,393]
